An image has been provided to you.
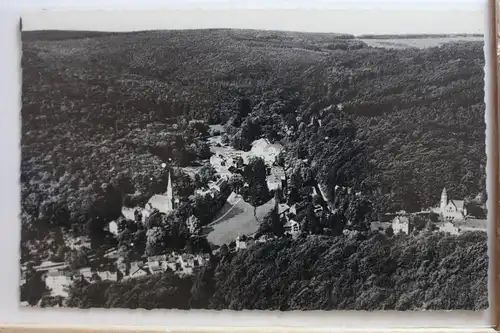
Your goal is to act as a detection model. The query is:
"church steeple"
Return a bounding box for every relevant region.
[166,171,174,211]
[440,187,448,213]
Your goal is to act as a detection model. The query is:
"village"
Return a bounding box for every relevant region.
[20,124,487,305]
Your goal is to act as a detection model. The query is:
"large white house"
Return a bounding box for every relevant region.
[247,138,283,165]
[392,215,412,235]
[437,221,461,235]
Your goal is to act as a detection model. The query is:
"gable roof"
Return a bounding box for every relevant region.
[122,206,141,221]
[278,203,290,215]
[284,220,299,228]
[449,200,465,210]
[147,195,172,214]
[130,266,149,276]
[393,216,410,224]
[251,139,283,156]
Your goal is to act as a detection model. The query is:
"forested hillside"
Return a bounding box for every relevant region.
[21,29,486,255]
[21,28,488,311]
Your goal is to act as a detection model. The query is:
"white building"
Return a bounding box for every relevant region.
[143,171,175,216]
[96,271,118,282]
[178,254,210,275]
[44,271,73,297]
[121,206,141,222]
[210,177,228,192]
[266,166,286,191]
[78,267,93,281]
[284,220,301,238]
[235,236,247,250]
[108,221,119,236]
[392,215,412,235]
[431,187,467,222]
[437,222,461,235]
[125,261,149,280]
[147,255,168,274]
[247,138,283,165]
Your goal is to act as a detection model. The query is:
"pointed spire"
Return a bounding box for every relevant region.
[166,170,174,211]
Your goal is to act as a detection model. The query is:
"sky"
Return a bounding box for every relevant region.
[20,0,487,34]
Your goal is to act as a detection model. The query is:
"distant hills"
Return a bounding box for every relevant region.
[21,29,484,42]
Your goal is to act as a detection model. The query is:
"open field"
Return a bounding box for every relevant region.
[360,36,484,49]
[204,193,276,246]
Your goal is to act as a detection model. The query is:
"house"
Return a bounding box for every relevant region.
[148,255,167,262]
[210,154,226,168]
[249,138,283,165]
[235,235,247,250]
[431,187,467,222]
[209,153,236,178]
[392,215,413,235]
[44,270,73,297]
[210,177,228,192]
[314,204,324,214]
[78,267,93,281]
[165,255,178,271]
[121,206,142,222]
[147,255,168,274]
[124,261,149,280]
[108,221,119,236]
[370,221,392,232]
[284,220,301,238]
[178,253,209,275]
[277,203,290,216]
[437,222,461,235]
[266,166,286,191]
[96,270,118,282]
[148,263,164,275]
[179,254,195,275]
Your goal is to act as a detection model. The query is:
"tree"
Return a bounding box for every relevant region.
[186,215,202,236]
[51,245,67,262]
[195,165,217,188]
[321,210,346,236]
[20,268,48,306]
[65,247,91,270]
[228,174,244,194]
[257,204,284,237]
[145,227,167,256]
[190,266,215,308]
[302,203,321,234]
[243,157,270,206]
[195,141,211,159]
[145,209,163,229]
[344,196,372,231]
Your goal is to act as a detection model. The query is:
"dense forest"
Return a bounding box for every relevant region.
[20,29,488,309]
[21,30,486,225]
[62,231,487,311]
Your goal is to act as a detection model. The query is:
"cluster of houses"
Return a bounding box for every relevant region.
[30,252,211,299]
[231,194,328,252]
[374,187,484,236]
[208,137,287,193]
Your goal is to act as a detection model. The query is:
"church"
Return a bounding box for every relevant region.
[121,171,177,224]
[431,187,467,222]
[145,171,176,215]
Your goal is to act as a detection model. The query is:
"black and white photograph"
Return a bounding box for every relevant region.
[19,8,489,311]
